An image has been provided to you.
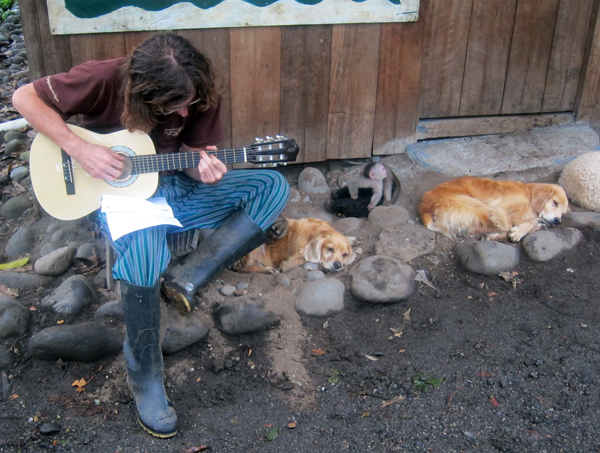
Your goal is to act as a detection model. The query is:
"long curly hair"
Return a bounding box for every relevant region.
[121,33,221,133]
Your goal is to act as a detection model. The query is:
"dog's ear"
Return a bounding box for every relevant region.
[530,184,554,214]
[304,237,326,263]
[346,248,357,265]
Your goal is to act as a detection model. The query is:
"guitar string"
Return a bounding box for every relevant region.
[62,146,287,174]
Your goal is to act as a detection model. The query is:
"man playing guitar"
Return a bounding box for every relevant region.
[13,33,290,438]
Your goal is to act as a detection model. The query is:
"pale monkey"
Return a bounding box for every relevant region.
[348,162,400,210]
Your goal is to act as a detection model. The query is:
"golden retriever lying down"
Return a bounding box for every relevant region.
[418,176,569,242]
[233,218,356,273]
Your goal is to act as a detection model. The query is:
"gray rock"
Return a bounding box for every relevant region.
[295,278,345,316]
[213,296,278,336]
[0,272,50,291]
[3,139,25,156]
[76,243,99,263]
[50,227,79,244]
[16,77,29,88]
[28,322,123,362]
[285,206,338,223]
[4,15,21,24]
[5,227,34,257]
[0,348,11,369]
[368,205,413,229]
[0,296,30,339]
[5,56,25,64]
[297,167,329,194]
[94,301,124,322]
[161,306,210,355]
[3,130,24,142]
[333,217,364,234]
[1,196,31,220]
[455,241,520,275]
[9,166,29,183]
[565,211,600,227]
[376,223,436,262]
[350,256,415,303]
[303,262,319,271]
[558,151,600,212]
[46,221,62,234]
[34,246,76,276]
[219,284,236,297]
[275,273,291,287]
[41,275,97,316]
[39,422,61,436]
[307,270,325,281]
[40,242,62,256]
[521,228,583,262]
[288,188,302,202]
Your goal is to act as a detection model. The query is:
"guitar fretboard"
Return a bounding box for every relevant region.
[129,149,249,174]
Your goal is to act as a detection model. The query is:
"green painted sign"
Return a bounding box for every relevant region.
[48,0,418,34]
[65,0,402,17]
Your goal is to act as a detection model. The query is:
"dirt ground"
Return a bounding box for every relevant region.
[1,157,600,453]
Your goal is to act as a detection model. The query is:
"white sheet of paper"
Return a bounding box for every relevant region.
[101,195,182,241]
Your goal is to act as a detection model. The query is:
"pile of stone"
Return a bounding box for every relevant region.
[0,1,27,123]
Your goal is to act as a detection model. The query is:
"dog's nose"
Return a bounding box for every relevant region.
[553,217,561,225]
[333,261,342,270]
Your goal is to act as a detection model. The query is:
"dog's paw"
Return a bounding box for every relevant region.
[266,216,289,241]
[485,232,508,242]
[509,225,528,242]
[262,267,279,274]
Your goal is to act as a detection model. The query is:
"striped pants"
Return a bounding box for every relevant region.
[101,169,290,286]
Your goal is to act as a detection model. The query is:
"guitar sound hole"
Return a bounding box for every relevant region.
[107,146,139,188]
[116,157,133,182]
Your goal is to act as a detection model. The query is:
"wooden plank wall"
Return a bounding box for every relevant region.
[17,0,600,163]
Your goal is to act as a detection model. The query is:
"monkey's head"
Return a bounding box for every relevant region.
[364,162,387,180]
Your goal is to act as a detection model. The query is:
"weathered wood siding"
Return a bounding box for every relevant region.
[19,0,600,162]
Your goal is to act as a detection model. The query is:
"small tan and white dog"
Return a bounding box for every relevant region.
[419,176,569,242]
[233,217,356,273]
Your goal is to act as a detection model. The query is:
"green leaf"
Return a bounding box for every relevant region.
[0,256,29,270]
[265,426,279,441]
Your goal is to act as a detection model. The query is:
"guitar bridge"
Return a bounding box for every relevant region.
[61,149,76,195]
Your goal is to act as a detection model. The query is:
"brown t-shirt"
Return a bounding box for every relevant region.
[32,57,225,154]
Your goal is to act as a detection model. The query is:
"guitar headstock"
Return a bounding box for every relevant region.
[247,136,299,166]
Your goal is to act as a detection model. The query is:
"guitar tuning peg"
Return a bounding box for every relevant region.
[275,135,285,140]
[265,136,274,141]
[254,137,264,143]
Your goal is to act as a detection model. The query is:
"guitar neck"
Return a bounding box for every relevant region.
[128,148,248,174]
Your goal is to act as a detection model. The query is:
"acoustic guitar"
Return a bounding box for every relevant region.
[30,124,299,220]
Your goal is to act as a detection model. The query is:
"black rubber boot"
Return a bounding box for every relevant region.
[162,210,265,315]
[121,280,178,438]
